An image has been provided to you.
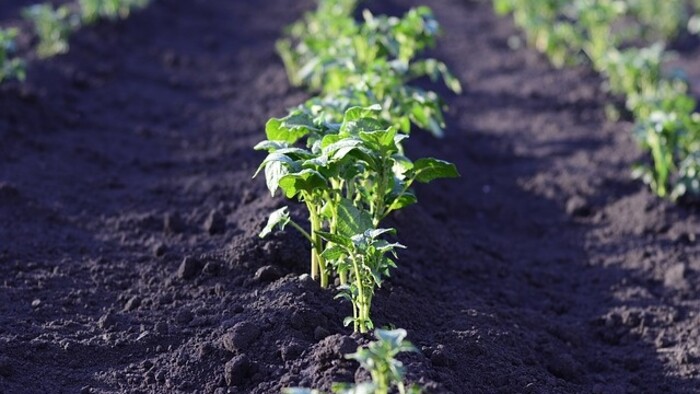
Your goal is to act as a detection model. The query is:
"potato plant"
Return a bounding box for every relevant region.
[495,0,700,202]
[79,0,150,24]
[319,228,405,333]
[283,329,422,394]
[278,0,461,137]
[0,28,25,82]
[23,4,79,58]
[255,106,457,328]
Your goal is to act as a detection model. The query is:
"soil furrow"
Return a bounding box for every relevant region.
[0,0,698,393]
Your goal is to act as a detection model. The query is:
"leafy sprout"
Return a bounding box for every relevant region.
[320,228,405,333]
[0,28,25,82]
[79,0,150,24]
[277,0,461,137]
[283,329,422,394]
[23,4,79,58]
[255,105,458,292]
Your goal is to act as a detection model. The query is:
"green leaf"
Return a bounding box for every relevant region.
[374,240,406,254]
[254,152,298,196]
[278,169,327,198]
[322,138,363,161]
[321,244,347,260]
[375,328,408,348]
[265,112,318,143]
[259,207,290,238]
[274,147,315,160]
[342,117,388,135]
[336,198,372,237]
[364,228,396,240]
[281,388,322,394]
[343,316,355,327]
[392,154,414,176]
[388,190,417,210]
[441,66,462,94]
[253,140,288,152]
[320,133,343,148]
[334,292,352,301]
[342,105,382,124]
[253,151,297,178]
[316,231,352,248]
[358,127,397,151]
[413,158,459,183]
[265,160,289,196]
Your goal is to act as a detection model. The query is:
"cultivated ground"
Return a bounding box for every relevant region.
[0,0,698,393]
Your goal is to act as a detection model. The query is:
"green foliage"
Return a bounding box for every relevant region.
[495,0,700,202]
[0,28,25,82]
[257,0,460,332]
[321,228,404,333]
[672,151,700,201]
[278,0,461,137]
[255,106,458,298]
[23,4,79,58]
[79,0,150,24]
[283,329,422,394]
[23,0,150,59]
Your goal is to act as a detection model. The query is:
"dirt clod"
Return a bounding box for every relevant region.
[664,263,688,290]
[123,296,141,312]
[254,265,282,282]
[178,256,202,280]
[224,354,251,386]
[164,212,185,234]
[566,195,591,217]
[221,322,261,353]
[98,312,118,330]
[204,210,226,235]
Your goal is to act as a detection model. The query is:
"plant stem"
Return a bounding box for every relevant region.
[329,197,346,286]
[373,162,387,226]
[307,203,329,288]
[288,220,313,243]
[352,299,358,333]
[350,254,367,333]
[383,177,415,220]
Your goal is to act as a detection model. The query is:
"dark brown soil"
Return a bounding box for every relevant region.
[0,0,698,393]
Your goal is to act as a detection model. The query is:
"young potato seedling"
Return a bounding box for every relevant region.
[319,228,404,333]
[23,4,79,58]
[283,329,423,394]
[255,106,458,291]
[0,28,25,82]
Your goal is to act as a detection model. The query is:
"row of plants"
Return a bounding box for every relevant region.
[254,0,462,391]
[24,0,150,58]
[494,0,700,202]
[0,0,149,83]
[255,0,460,334]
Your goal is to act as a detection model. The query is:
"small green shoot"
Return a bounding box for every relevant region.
[0,28,25,82]
[23,4,79,58]
[79,0,149,24]
[283,329,422,394]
